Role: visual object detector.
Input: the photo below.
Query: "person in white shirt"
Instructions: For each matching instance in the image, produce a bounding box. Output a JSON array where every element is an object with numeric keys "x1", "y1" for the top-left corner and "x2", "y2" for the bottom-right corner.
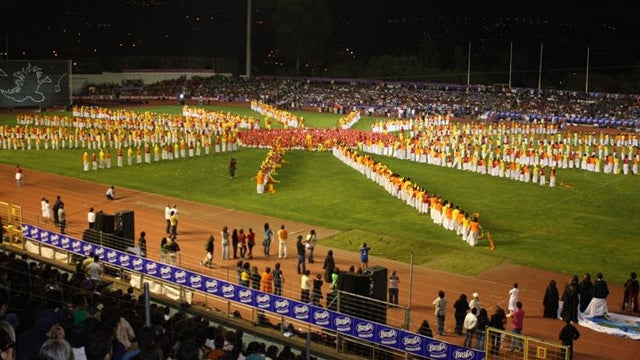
[
  {"x1": 86, "y1": 255, "x2": 102, "y2": 280},
  {"x1": 164, "y1": 204, "x2": 171, "y2": 234},
  {"x1": 105, "y1": 186, "x2": 115, "y2": 200},
  {"x1": 463, "y1": 308, "x2": 478, "y2": 348},
  {"x1": 87, "y1": 207, "x2": 96, "y2": 229}
]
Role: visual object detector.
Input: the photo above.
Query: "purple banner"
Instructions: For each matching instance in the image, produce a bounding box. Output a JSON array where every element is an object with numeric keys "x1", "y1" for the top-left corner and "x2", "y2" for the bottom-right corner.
[{"x1": 20, "y1": 224, "x2": 485, "y2": 360}]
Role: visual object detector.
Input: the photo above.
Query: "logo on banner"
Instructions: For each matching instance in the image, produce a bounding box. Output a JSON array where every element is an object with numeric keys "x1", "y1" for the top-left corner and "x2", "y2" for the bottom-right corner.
[
  {"x1": 132, "y1": 258, "x2": 144, "y2": 271},
  {"x1": 313, "y1": 310, "x2": 330, "y2": 326},
  {"x1": 355, "y1": 321, "x2": 374, "y2": 338},
  {"x1": 94, "y1": 247, "x2": 105, "y2": 257},
  {"x1": 50, "y1": 233, "x2": 60, "y2": 246},
  {"x1": 119, "y1": 254, "x2": 131, "y2": 267},
  {"x1": 71, "y1": 240, "x2": 82, "y2": 253},
  {"x1": 160, "y1": 266, "x2": 172, "y2": 279},
  {"x1": 334, "y1": 316, "x2": 352, "y2": 332},
  {"x1": 175, "y1": 270, "x2": 187, "y2": 284},
  {"x1": 452, "y1": 349, "x2": 476, "y2": 360},
  {"x1": 83, "y1": 243, "x2": 93, "y2": 255},
  {"x1": 39, "y1": 230, "x2": 49, "y2": 241},
  {"x1": 378, "y1": 329, "x2": 399, "y2": 345},
  {"x1": 205, "y1": 279, "x2": 218, "y2": 294},
  {"x1": 106, "y1": 250, "x2": 118, "y2": 263},
  {"x1": 402, "y1": 334, "x2": 422, "y2": 352},
  {"x1": 426, "y1": 342, "x2": 448, "y2": 359},
  {"x1": 256, "y1": 294, "x2": 271, "y2": 309},
  {"x1": 146, "y1": 262, "x2": 158, "y2": 275},
  {"x1": 60, "y1": 237, "x2": 70, "y2": 249},
  {"x1": 189, "y1": 274, "x2": 202, "y2": 288},
  {"x1": 221, "y1": 284, "x2": 235, "y2": 298},
  {"x1": 30, "y1": 227, "x2": 39, "y2": 238},
  {"x1": 274, "y1": 299, "x2": 290, "y2": 314},
  {"x1": 293, "y1": 304, "x2": 310, "y2": 320},
  {"x1": 238, "y1": 289, "x2": 252, "y2": 304}
]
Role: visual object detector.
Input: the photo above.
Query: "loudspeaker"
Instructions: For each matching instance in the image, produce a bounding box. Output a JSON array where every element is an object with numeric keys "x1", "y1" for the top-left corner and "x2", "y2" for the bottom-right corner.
[
  {"x1": 115, "y1": 210, "x2": 135, "y2": 241},
  {"x1": 364, "y1": 266, "x2": 388, "y2": 301},
  {"x1": 95, "y1": 212, "x2": 115, "y2": 234},
  {"x1": 82, "y1": 228, "x2": 131, "y2": 252},
  {"x1": 337, "y1": 273, "x2": 369, "y2": 296}
]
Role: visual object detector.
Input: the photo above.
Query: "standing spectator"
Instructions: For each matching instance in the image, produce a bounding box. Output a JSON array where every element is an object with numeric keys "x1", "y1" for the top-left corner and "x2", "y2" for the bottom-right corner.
[
  {"x1": 229, "y1": 157, "x2": 237, "y2": 178},
  {"x1": 87, "y1": 207, "x2": 96, "y2": 229},
  {"x1": 359, "y1": 242, "x2": 371, "y2": 270},
  {"x1": 221, "y1": 226, "x2": 230, "y2": 260},
  {"x1": 164, "y1": 204, "x2": 172, "y2": 234},
  {"x1": 273, "y1": 263, "x2": 284, "y2": 296},
  {"x1": 300, "y1": 270, "x2": 311, "y2": 303},
  {"x1": 169, "y1": 210, "x2": 178, "y2": 237},
  {"x1": 263, "y1": 223, "x2": 273, "y2": 256},
  {"x1": 305, "y1": 230, "x2": 317, "y2": 263},
  {"x1": 277, "y1": 225, "x2": 288, "y2": 259},
  {"x1": 53, "y1": 196, "x2": 62, "y2": 226},
  {"x1": 579, "y1": 273, "x2": 593, "y2": 313},
  {"x1": 250, "y1": 266, "x2": 261, "y2": 290},
  {"x1": 489, "y1": 305, "x2": 507, "y2": 355},
  {"x1": 58, "y1": 203, "x2": 67, "y2": 234},
  {"x1": 41, "y1": 198, "x2": 51, "y2": 224},
  {"x1": 170, "y1": 204, "x2": 179, "y2": 234},
  {"x1": 260, "y1": 267, "x2": 273, "y2": 293},
  {"x1": 312, "y1": 274, "x2": 323, "y2": 306},
  {"x1": 14, "y1": 165, "x2": 22, "y2": 187},
  {"x1": 587, "y1": 272, "x2": 610, "y2": 316},
  {"x1": 453, "y1": 294, "x2": 469, "y2": 335},
  {"x1": 160, "y1": 237, "x2": 168, "y2": 263},
  {"x1": 231, "y1": 228, "x2": 239, "y2": 259},
  {"x1": 322, "y1": 250, "x2": 335, "y2": 283},
  {"x1": 508, "y1": 301, "x2": 525, "y2": 352},
  {"x1": 475, "y1": 308, "x2": 490, "y2": 351},
  {"x1": 562, "y1": 276, "x2": 580, "y2": 323},
  {"x1": 432, "y1": 290, "x2": 447, "y2": 336},
  {"x1": 296, "y1": 235, "x2": 306, "y2": 274},
  {"x1": 247, "y1": 228, "x2": 256, "y2": 259},
  {"x1": 388, "y1": 270, "x2": 399, "y2": 306},
  {"x1": 238, "y1": 229, "x2": 247, "y2": 259},
  {"x1": 469, "y1": 292, "x2": 481, "y2": 313},
  {"x1": 240, "y1": 262, "x2": 251, "y2": 287},
  {"x1": 559, "y1": 320, "x2": 580, "y2": 360},
  {"x1": 623, "y1": 272, "x2": 639, "y2": 313},
  {"x1": 86, "y1": 254, "x2": 102, "y2": 281},
  {"x1": 508, "y1": 283, "x2": 519, "y2": 312},
  {"x1": 543, "y1": 280, "x2": 560, "y2": 318},
  {"x1": 200, "y1": 235, "x2": 214, "y2": 268},
  {"x1": 138, "y1": 231, "x2": 147, "y2": 258},
  {"x1": 463, "y1": 308, "x2": 478, "y2": 348},
  {"x1": 105, "y1": 186, "x2": 115, "y2": 200}
]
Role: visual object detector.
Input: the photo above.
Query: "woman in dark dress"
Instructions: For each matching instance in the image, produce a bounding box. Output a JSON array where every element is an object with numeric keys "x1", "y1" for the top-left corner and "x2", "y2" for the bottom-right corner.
[
  {"x1": 543, "y1": 279, "x2": 560, "y2": 318},
  {"x1": 579, "y1": 273, "x2": 593, "y2": 313},
  {"x1": 562, "y1": 275, "x2": 580, "y2": 323},
  {"x1": 322, "y1": 250, "x2": 335, "y2": 283},
  {"x1": 453, "y1": 293, "x2": 469, "y2": 335}
]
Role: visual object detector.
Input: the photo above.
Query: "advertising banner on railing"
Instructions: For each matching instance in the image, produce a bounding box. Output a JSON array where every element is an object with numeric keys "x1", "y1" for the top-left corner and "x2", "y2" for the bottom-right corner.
[{"x1": 23, "y1": 224, "x2": 484, "y2": 360}]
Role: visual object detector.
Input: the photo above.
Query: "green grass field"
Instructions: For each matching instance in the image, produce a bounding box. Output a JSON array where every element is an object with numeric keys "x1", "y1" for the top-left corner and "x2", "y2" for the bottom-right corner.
[{"x1": 1, "y1": 105, "x2": 638, "y2": 283}]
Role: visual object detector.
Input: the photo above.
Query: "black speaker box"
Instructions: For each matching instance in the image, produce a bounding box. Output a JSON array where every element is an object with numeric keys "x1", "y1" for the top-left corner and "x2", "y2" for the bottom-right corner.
[
  {"x1": 95, "y1": 212, "x2": 115, "y2": 233},
  {"x1": 115, "y1": 210, "x2": 135, "y2": 241}
]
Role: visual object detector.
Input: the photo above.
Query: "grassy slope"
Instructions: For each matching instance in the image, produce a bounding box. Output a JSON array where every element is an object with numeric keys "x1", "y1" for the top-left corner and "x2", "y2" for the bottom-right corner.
[{"x1": 0, "y1": 107, "x2": 637, "y2": 282}]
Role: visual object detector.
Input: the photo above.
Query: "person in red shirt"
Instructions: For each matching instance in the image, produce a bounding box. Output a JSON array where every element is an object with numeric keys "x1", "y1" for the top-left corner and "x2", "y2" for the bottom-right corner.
[{"x1": 508, "y1": 301, "x2": 525, "y2": 352}]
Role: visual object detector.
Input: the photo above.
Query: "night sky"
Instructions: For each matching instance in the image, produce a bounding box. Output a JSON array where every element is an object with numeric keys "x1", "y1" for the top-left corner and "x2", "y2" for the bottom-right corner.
[{"x1": 1, "y1": 0, "x2": 638, "y2": 77}]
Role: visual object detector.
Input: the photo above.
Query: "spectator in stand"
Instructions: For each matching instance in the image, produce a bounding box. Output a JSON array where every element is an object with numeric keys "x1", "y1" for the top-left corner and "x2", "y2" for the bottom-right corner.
[{"x1": 0, "y1": 326, "x2": 14, "y2": 360}]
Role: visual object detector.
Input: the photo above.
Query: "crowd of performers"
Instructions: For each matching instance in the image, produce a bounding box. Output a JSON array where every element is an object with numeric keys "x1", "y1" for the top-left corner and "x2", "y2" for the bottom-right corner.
[
  {"x1": 333, "y1": 145, "x2": 483, "y2": 246},
  {"x1": 254, "y1": 138, "x2": 287, "y2": 194},
  {"x1": 251, "y1": 101, "x2": 304, "y2": 128},
  {"x1": 363, "y1": 115, "x2": 640, "y2": 187},
  {"x1": 338, "y1": 110, "x2": 361, "y2": 129}
]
